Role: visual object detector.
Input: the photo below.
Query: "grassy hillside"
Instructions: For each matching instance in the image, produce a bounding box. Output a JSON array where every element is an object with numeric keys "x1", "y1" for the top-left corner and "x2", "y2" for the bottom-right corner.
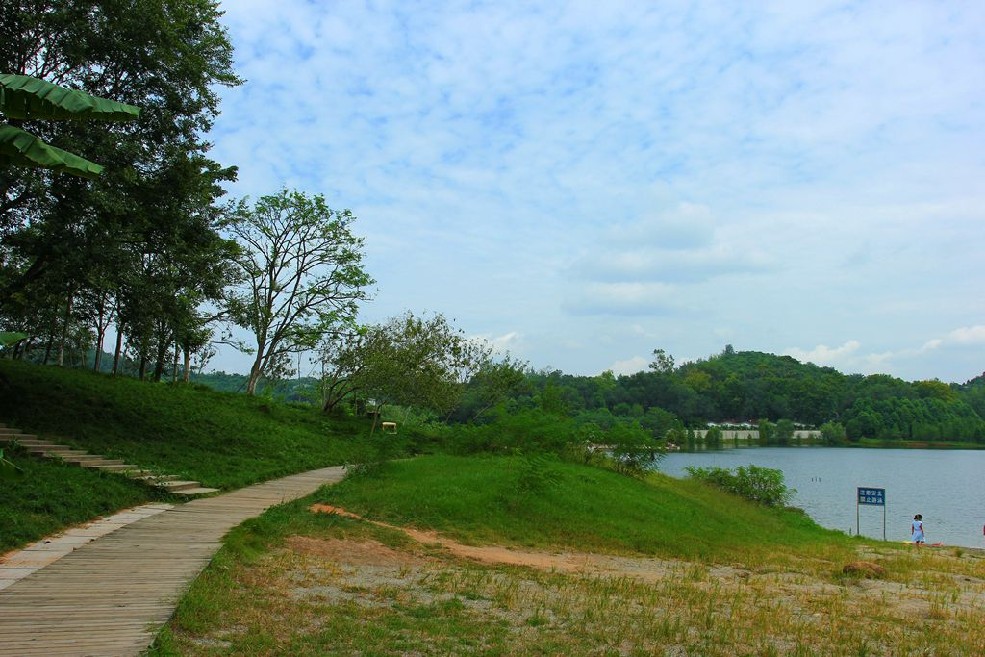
[
  {"x1": 0, "y1": 443, "x2": 159, "y2": 551},
  {"x1": 0, "y1": 359, "x2": 367, "y2": 488},
  {"x1": 316, "y1": 455, "x2": 843, "y2": 562},
  {"x1": 0, "y1": 360, "x2": 374, "y2": 552}
]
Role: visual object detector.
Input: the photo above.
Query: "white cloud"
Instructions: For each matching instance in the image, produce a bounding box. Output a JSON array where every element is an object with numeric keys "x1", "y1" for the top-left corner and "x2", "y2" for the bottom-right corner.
[
  {"x1": 207, "y1": 1, "x2": 985, "y2": 382},
  {"x1": 469, "y1": 331, "x2": 523, "y2": 356},
  {"x1": 608, "y1": 356, "x2": 649, "y2": 377},
  {"x1": 783, "y1": 341, "x2": 863, "y2": 369},
  {"x1": 562, "y1": 282, "x2": 680, "y2": 317},
  {"x1": 945, "y1": 325, "x2": 985, "y2": 345}
]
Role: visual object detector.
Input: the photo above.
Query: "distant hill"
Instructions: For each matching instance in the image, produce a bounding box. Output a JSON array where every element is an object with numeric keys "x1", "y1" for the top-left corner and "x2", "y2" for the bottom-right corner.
[{"x1": 513, "y1": 349, "x2": 985, "y2": 443}]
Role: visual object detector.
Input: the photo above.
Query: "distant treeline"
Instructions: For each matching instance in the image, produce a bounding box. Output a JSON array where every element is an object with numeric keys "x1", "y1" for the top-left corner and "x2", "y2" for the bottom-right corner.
[
  {"x1": 29, "y1": 346, "x2": 985, "y2": 444},
  {"x1": 448, "y1": 349, "x2": 985, "y2": 443}
]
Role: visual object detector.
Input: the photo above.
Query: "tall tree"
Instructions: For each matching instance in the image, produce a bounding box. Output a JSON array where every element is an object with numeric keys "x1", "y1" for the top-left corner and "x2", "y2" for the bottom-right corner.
[
  {"x1": 0, "y1": 0, "x2": 240, "y2": 323},
  {"x1": 225, "y1": 189, "x2": 373, "y2": 395}
]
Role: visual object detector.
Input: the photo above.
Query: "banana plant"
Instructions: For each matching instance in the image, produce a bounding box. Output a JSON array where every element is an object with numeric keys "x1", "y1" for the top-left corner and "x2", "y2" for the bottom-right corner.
[{"x1": 0, "y1": 73, "x2": 140, "y2": 179}]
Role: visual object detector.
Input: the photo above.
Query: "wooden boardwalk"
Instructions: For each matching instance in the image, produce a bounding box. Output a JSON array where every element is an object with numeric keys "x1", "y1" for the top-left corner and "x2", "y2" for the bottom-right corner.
[{"x1": 0, "y1": 466, "x2": 347, "y2": 657}]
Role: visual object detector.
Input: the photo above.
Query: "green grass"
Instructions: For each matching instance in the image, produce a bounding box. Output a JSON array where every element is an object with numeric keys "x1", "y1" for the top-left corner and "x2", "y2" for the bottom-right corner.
[
  {"x1": 314, "y1": 454, "x2": 849, "y2": 562},
  {"x1": 0, "y1": 443, "x2": 161, "y2": 552},
  {"x1": 0, "y1": 359, "x2": 366, "y2": 489},
  {"x1": 0, "y1": 359, "x2": 376, "y2": 553}
]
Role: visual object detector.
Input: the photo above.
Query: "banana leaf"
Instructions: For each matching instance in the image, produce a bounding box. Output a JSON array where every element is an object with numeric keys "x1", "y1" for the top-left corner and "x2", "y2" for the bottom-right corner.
[
  {"x1": 0, "y1": 124, "x2": 103, "y2": 179},
  {"x1": 0, "y1": 73, "x2": 140, "y2": 121}
]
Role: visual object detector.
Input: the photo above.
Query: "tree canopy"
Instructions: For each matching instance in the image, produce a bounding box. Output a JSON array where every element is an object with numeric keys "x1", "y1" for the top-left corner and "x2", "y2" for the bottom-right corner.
[
  {"x1": 224, "y1": 189, "x2": 373, "y2": 395},
  {"x1": 0, "y1": 0, "x2": 241, "y2": 379}
]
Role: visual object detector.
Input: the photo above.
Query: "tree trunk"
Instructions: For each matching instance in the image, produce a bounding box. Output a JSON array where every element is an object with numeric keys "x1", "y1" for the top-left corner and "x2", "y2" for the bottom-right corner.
[
  {"x1": 246, "y1": 367, "x2": 260, "y2": 395},
  {"x1": 246, "y1": 348, "x2": 265, "y2": 395},
  {"x1": 112, "y1": 329, "x2": 123, "y2": 375},
  {"x1": 183, "y1": 346, "x2": 192, "y2": 383},
  {"x1": 42, "y1": 332, "x2": 54, "y2": 365},
  {"x1": 152, "y1": 323, "x2": 169, "y2": 381},
  {"x1": 93, "y1": 294, "x2": 109, "y2": 373},
  {"x1": 171, "y1": 342, "x2": 180, "y2": 382},
  {"x1": 58, "y1": 290, "x2": 74, "y2": 367}
]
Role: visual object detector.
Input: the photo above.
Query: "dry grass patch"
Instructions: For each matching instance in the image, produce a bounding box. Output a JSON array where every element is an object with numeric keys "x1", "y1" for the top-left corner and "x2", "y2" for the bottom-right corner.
[{"x1": 156, "y1": 511, "x2": 985, "y2": 657}]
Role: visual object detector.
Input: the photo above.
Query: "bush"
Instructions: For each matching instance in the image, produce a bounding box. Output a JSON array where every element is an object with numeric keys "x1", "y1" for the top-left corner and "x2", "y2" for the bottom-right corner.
[
  {"x1": 608, "y1": 420, "x2": 664, "y2": 477},
  {"x1": 685, "y1": 464, "x2": 795, "y2": 507}
]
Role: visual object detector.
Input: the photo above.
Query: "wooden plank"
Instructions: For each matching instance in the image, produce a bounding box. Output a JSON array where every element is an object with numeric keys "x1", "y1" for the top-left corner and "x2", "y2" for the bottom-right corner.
[{"x1": 0, "y1": 465, "x2": 346, "y2": 657}]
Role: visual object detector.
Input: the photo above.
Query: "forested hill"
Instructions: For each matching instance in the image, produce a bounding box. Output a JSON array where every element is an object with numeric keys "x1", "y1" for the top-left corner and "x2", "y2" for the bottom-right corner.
[
  {"x1": 185, "y1": 348, "x2": 985, "y2": 443},
  {"x1": 488, "y1": 350, "x2": 985, "y2": 443}
]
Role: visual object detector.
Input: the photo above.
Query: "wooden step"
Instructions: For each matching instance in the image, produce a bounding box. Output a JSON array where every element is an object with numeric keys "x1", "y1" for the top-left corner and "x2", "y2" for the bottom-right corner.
[
  {"x1": 172, "y1": 486, "x2": 221, "y2": 496},
  {"x1": 75, "y1": 458, "x2": 127, "y2": 467},
  {"x1": 84, "y1": 462, "x2": 139, "y2": 472},
  {"x1": 30, "y1": 448, "x2": 95, "y2": 459},
  {"x1": 0, "y1": 433, "x2": 39, "y2": 443},
  {"x1": 157, "y1": 480, "x2": 207, "y2": 493},
  {"x1": 21, "y1": 442, "x2": 72, "y2": 451},
  {"x1": 131, "y1": 473, "x2": 181, "y2": 483},
  {"x1": 0, "y1": 422, "x2": 213, "y2": 495}
]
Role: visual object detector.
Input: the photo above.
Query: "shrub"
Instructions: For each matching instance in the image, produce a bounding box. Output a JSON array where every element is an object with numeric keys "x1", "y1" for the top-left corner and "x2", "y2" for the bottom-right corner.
[
  {"x1": 685, "y1": 464, "x2": 795, "y2": 507},
  {"x1": 608, "y1": 420, "x2": 664, "y2": 478}
]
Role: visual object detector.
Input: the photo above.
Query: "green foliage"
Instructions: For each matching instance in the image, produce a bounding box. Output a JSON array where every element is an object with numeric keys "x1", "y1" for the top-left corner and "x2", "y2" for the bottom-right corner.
[
  {"x1": 514, "y1": 452, "x2": 563, "y2": 495},
  {"x1": 447, "y1": 408, "x2": 578, "y2": 455},
  {"x1": 608, "y1": 420, "x2": 665, "y2": 477},
  {"x1": 0, "y1": 73, "x2": 139, "y2": 178},
  {"x1": 685, "y1": 465, "x2": 796, "y2": 507},
  {"x1": 774, "y1": 418, "x2": 795, "y2": 445},
  {"x1": 224, "y1": 188, "x2": 373, "y2": 395},
  {"x1": 819, "y1": 420, "x2": 847, "y2": 445},
  {"x1": 0, "y1": 1, "x2": 243, "y2": 391},
  {"x1": 0, "y1": 446, "x2": 21, "y2": 479},
  {"x1": 757, "y1": 418, "x2": 774, "y2": 445},
  {"x1": 510, "y1": 350, "x2": 984, "y2": 443},
  {"x1": 336, "y1": 311, "x2": 489, "y2": 421}
]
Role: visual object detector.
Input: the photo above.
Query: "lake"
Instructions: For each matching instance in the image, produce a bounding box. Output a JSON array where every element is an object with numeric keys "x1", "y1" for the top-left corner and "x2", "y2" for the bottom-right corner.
[{"x1": 657, "y1": 445, "x2": 985, "y2": 549}]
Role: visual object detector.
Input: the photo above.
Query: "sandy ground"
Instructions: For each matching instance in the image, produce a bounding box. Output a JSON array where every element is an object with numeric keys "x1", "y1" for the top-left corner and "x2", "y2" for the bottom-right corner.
[{"x1": 307, "y1": 503, "x2": 985, "y2": 620}]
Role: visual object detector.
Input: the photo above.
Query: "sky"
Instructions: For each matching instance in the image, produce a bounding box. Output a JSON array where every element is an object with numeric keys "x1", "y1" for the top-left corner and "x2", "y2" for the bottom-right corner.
[{"x1": 206, "y1": 0, "x2": 985, "y2": 384}]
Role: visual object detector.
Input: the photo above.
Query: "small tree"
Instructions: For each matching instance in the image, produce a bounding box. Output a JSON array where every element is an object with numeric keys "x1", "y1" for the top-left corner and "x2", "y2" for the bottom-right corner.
[
  {"x1": 757, "y1": 418, "x2": 775, "y2": 445},
  {"x1": 350, "y1": 311, "x2": 485, "y2": 430},
  {"x1": 224, "y1": 189, "x2": 373, "y2": 395},
  {"x1": 316, "y1": 323, "x2": 367, "y2": 414},
  {"x1": 774, "y1": 418, "x2": 795, "y2": 445},
  {"x1": 819, "y1": 420, "x2": 847, "y2": 445},
  {"x1": 459, "y1": 354, "x2": 529, "y2": 421},
  {"x1": 609, "y1": 420, "x2": 664, "y2": 477},
  {"x1": 649, "y1": 348, "x2": 675, "y2": 374}
]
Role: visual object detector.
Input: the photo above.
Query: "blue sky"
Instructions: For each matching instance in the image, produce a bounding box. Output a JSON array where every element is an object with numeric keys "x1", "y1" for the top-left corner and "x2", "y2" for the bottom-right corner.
[{"x1": 208, "y1": 1, "x2": 984, "y2": 383}]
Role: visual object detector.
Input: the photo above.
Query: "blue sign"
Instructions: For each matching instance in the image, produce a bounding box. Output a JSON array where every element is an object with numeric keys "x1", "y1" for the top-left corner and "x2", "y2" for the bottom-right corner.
[{"x1": 857, "y1": 487, "x2": 885, "y2": 506}]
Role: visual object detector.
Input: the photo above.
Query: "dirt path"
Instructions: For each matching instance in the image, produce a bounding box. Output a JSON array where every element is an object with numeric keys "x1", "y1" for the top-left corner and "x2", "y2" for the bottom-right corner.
[{"x1": 308, "y1": 503, "x2": 985, "y2": 619}]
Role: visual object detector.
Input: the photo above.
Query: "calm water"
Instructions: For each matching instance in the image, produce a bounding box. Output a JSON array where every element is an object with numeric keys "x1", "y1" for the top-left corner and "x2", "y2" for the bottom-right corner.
[{"x1": 657, "y1": 446, "x2": 985, "y2": 549}]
